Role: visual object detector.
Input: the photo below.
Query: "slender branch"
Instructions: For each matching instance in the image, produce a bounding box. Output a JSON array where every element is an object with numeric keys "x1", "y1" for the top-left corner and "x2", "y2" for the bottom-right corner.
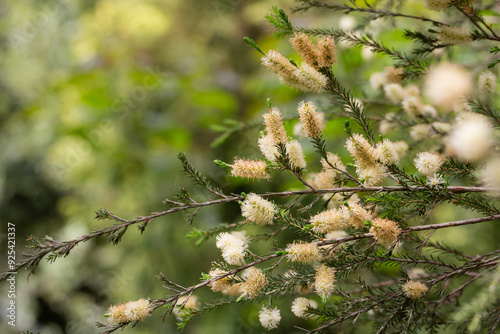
[
  {"x1": 98, "y1": 252, "x2": 281, "y2": 333},
  {"x1": 1, "y1": 186, "x2": 496, "y2": 281},
  {"x1": 293, "y1": 1, "x2": 448, "y2": 27},
  {"x1": 318, "y1": 214, "x2": 500, "y2": 246}
]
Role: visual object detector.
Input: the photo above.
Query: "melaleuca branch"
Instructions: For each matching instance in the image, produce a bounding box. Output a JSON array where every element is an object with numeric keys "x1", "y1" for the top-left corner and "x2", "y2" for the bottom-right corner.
[
  {"x1": 455, "y1": 2, "x2": 500, "y2": 42},
  {"x1": 1, "y1": 186, "x2": 495, "y2": 282},
  {"x1": 97, "y1": 252, "x2": 283, "y2": 333},
  {"x1": 318, "y1": 214, "x2": 500, "y2": 246},
  {"x1": 264, "y1": 6, "x2": 429, "y2": 77}
]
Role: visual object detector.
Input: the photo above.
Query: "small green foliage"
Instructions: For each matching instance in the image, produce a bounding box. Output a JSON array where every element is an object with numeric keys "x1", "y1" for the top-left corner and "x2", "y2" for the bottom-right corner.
[
  {"x1": 265, "y1": 6, "x2": 294, "y2": 37},
  {"x1": 177, "y1": 152, "x2": 225, "y2": 196},
  {"x1": 243, "y1": 36, "x2": 265, "y2": 55},
  {"x1": 94, "y1": 208, "x2": 111, "y2": 220}
]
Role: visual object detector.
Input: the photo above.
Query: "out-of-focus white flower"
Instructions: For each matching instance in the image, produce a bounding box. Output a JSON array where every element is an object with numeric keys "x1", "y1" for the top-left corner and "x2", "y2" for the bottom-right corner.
[
  {"x1": 446, "y1": 115, "x2": 493, "y2": 162},
  {"x1": 424, "y1": 63, "x2": 473, "y2": 110}
]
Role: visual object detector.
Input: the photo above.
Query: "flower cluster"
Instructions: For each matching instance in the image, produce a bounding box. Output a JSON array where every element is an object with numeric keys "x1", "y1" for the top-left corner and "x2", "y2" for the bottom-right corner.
[
  {"x1": 414, "y1": 152, "x2": 443, "y2": 178},
  {"x1": 286, "y1": 242, "x2": 320, "y2": 263},
  {"x1": 263, "y1": 107, "x2": 288, "y2": 145},
  {"x1": 231, "y1": 158, "x2": 269, "y2": 180},
  {"x1": 291, "y1": 297, "x2": 318, "y2": 319},
  {"x1": 290, "y1": 33, "x2": 336, "y2": 69},
  {"x1": 259, "y1": 306, "x2": 281, "y2": 330},
  {"x1": 262, "y1": 33, "x2": 335, "y2": 93},
  {"x1": 439, "y1": 26, "x2": 472, "y2": 45},
  {"x1": 240, "y1": 193, "x2": 277, "y2": 225},
  {"x1": 314, "y1": 264, "x2": 336, "y2": 299},
  {"x1": 207, "y1": 268, "x2": 232, "y2": 293},
  {"x1": 369, "y1": 218, "x2": 402, "y2": 248},
  {"x1": 402, "y1": 280, "x2": 428, "y2": 299},
  {"x1": 106, "y1": 299, "x2": 152, "y2": 324},
  {"x1": 216, "y1": 231, "x2": 249, "y2": 265},
  {"x1": 240, "y1": 267, "x2": 268, "y2": 299},
  {"x1": 297, "y1": 100, "x2": 325, "y2": 138}
]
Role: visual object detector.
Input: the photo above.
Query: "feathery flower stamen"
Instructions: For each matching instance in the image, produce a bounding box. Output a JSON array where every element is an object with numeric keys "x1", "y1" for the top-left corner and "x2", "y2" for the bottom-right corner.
[{"x1": 241, "y1": 193, "x2": 277, "y2": 226}]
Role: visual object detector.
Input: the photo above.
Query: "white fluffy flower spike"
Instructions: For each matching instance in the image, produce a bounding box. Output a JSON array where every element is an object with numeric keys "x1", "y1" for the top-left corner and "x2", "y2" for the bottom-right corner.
[
  {"x1": 240, "y1": 193, "x2": 277, "y2": 226},
  {"x1": 259, "y1": 306, "x2": 281, "y2": 330},
  {"x1": 414, "y1": 152, "x2": 443, "y2": 177}
]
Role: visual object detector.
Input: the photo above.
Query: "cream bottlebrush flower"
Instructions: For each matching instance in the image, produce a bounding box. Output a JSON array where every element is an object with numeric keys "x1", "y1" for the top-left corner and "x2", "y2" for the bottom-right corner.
[
  {"x1": 294, "y1": 63, "x2": 328, "y2": 93},
  {"x1": 107, "y1": 299, "x2": 152, "y2": 324},
  {"x1": 424, "y1": 63, "x2": 473, "y2": 110},
  {"x1": 357, "y1": 164, "x2": 387, "y2": 186},
  {"x1": 263, "y1": 107, "x2": 288, "y2": 145},
  {"x1": 290, "y1": 33, "x2": 321, "y2": 68},
  {"x1": 402, "y1": 280, "x2": 428, "y2": 299},
  {"x1": 432, "y1": 122, "x2": 452, "y2": 134},
  {"x1": 376, "y1": 139, "x2": 400, "y2": 165},
  {"x1": 340, "y1": 200, "x2": 373, "y2": 230},
  {"x1": 286, "y1": 140, "x2": 307, "y2": 170},
  {"x1": 241, "y1": 193, "x2": 277, "y2": 226},
  {"x1": 240, "y1": 268, "x2": 268, "y2": 299},
  {"x1": 346, "y1": 133, "x2": 377, "y2": 169},
  {"x1": 339, "y1": 15, "x2": 356, "y2": 30},
  {"x1": 369, "y1": 217, "x2": 402, "y2": 248},
  {"x1": 291, "y1": 297, "x2": 318, "y2": 319},
  {"x1": 402, "y1": 96, "x2": 424, "y2": 118},
  {"x1": 370, "y1": 72, "x2": 386, "y2": 91},
  {"x1": 316, "y1": 36, "x2": 336, "y2": 68},
  {"x1": 293, "y1": 122, "x2": 305, "y2": 138},
  {"x1": 325, "y1": 230, "x2": 348, "y2": 240},
  {"x1": 231, "y1": 158, "x2": 269, "y2": 180},
  {"x1": 410, "y1": 124, "x2": 433, "y2": 141},
  {"x1": 424, "y1": 0, "x2": 450, "y2": 11},
  {"x1": 478, "y1": 71, "x2": 497, "y2": 101},
  {"x1": 393, "y1": 141, "x2": 409, "y2": 158},
  {"x1": 404, "y1": 84, "x2": 421, "y2": 98},
  {"x1": 427, "y1": 175, "x2": 445, "y2": 186},
  {"x1": 175, "y1": 295, "x2": 199, "y2": 310},
  {"x1": 314, "y1": 264, "x2": 336, "y2": 299},
  {"x1": 446, "y1": 116, "x2": 493, "y2": 162},
  {"x1": 297, "y1": 101, "x2": 325, "y2": 138},
  {"x1": 379, "y1": 120, "x2": 396, "y2": 135},
  {"x1": 439, "y1": 26, "x2": 472, "y2": 45},
  {"x1": 216, "y1": 232, "x2": 248, "y2": 265},
  {"x1": 384, "y1": 66, "x2": 404, "y2": 84},
  {"x1": 384, "y1": 83, "x2": 405, "y2": 104},
  {"x1": 422, "y1": 105, "x2": 438, "y2": 118},
  {"x1": 309, "y1": 170, "x2": 336, "y2": 190},
  {"x1": 261, "y1": 50, "x2": 297, "y2": 84},
  {"x1": 259, "y1": 306, "x2": 281, "y2": 330},
  {"x1": 222, "y1": 283, "x2": 242, "y2": 296},
  {"x1": 173, "y1": 296, "x2": 199, "y2": 320},
  {"x1": 286, "y1": 242, "x2": 320, "y2": 263},
  {"x1": 310, "y1": 208, "x2": 345, "y2": 234},
  {"x1": 414, "y1": 152, "x2": 443, "y2": 177},
  {"x1": 321, "y1": 152, "x2": 345, "y2": 172},
  {"x1": 481, "y1": 157, "x2": 500, "y2": 190},
  {"x1": 208, "y1": 268, "x2": 231, "y2": 292},
  {"x1": 258, "y1": 134, "x2": 280, "y2": 163}
]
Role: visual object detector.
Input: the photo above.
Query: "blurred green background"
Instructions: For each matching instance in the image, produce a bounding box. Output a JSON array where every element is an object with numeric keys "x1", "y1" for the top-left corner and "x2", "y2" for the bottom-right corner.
[
  {"x1": 0, "y1": 0, "x2": 305, "y2": 333},
  {"x1": 1, "y1": 0, "x2": 498, "y2": 333}
]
